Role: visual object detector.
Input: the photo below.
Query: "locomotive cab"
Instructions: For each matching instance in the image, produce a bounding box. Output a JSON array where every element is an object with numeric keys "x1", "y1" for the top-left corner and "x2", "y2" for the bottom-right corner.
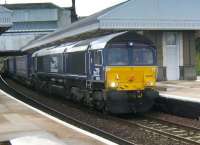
[
  {"x1": 89, "y1": 32, "x2": 158, "y2": 113},
  {"x1": 105, "y1": 43, "x2": 157, "y2": 91}
]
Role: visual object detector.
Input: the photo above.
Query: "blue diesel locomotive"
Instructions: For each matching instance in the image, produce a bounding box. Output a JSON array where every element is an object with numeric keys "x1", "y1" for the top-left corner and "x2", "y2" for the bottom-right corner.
[{"x1": 6, "y1": 32, "x2": 158, "y2": 114}]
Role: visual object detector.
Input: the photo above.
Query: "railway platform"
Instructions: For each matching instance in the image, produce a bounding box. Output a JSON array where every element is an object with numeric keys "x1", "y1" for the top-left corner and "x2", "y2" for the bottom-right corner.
[
  {"x1": 0, "y1": 89, "x2": 112, "y2": 145},
  {"x1": 156, "y1": 79, "x2": 200, "y2": 118},
  {"x1": 157, "y1": 79, "x2": 200, "y2": 101}
]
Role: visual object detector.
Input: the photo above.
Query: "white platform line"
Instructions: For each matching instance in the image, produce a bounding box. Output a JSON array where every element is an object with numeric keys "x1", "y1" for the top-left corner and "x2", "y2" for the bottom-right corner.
[
  {"x1": 160, "y1": 93, "x2": 200, "y2": 104},
  {"x1": 0, "y1": 89, "x2": 118, "y2": 145}
]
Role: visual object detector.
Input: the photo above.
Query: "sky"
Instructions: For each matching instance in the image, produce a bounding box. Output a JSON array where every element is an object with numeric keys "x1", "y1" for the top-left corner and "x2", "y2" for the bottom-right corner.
[{"x1": 0, "y1": 0, "x2": 126, "y2": 16}]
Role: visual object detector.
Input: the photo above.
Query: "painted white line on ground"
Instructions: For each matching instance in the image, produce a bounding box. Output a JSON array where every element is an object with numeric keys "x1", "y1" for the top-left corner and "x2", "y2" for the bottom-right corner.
[
  {"x1": 158, "y1": 84, "x2": 188, "y2": 88},
  {"x1": 160, "y1": 93, "x2": 200, "y2": 104},
  {"x1": 0, "y1": 89, "x2": 118, "y2": 145}
]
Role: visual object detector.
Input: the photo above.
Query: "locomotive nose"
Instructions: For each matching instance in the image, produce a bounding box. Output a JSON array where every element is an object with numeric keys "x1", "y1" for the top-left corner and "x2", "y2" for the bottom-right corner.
[{"x1": 105, "y1": 66, "x2": 157, "y2": 91}]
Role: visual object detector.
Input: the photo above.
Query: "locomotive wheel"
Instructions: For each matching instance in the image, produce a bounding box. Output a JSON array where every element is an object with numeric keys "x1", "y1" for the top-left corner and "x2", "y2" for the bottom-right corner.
[
  {"x1": 83, "y1": 92, "x2": 93, "y2": 108},
  {"x1": 93, "y1": 91, "x2": 105, "y2": 111},
  {"x1": 70, "y1": 91, "x2": 77, "y2": 102},
  {"x1": 47, "y1": 83, "x2": 52, "y2": 96},
  {"x1": 103, "y1": 104, "x2": 109, "y2": 114},
  {"x1": 64, "y1": 86, "x2": 71, "y2": 100},
  {"x1": 31, "y1": 77, "x2": 37, "y2": 91},
  {"x1": 70, "y1": 87, "x2": 80, "y2": 102},
  {"x1": 96, "y1": 100, "x2": 105, "y2": 111}
]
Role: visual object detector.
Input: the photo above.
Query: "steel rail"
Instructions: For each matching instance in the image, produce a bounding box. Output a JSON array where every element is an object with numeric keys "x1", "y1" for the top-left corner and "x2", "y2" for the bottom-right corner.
[
  {"x1": 145, "y1": 114, "x2": 200, "y2": 133},
  {"x1": 120, "y1": 117, "x2": 200, "y2": 145},
  {"x1": 0, "y1": 75, "x2": 135, "y2": 145}
]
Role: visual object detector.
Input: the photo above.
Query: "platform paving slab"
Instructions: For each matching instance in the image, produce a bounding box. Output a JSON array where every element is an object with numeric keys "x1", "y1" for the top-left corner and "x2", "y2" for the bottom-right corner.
[
  {"x1": 0, "y1": 90, "x2": 106, "y2": 145},
  {"x1": 157, "y1": 80, "x2": 200, "y2": 101}
]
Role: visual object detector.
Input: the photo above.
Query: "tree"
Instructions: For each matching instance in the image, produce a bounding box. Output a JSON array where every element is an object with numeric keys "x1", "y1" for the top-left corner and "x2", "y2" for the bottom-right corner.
[
  {"x1": 196, "y1": 38, "x2": 200, "y2": 75},
  {"x1": 71, "y1": 0, "x2": 78, "y2": 23}
]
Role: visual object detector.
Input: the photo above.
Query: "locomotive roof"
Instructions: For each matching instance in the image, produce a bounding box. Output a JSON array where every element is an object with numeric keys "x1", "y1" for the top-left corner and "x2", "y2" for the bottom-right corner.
[
  {"x1": 32, "y1": 42, "x2": 76, "y2": 57},
  {"x1": 32, "y1": 32, "x2": 127, "y2": 57}
]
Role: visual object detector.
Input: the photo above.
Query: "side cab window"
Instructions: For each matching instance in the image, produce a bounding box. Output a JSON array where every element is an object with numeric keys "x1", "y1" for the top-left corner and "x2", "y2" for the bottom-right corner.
[{"x1": 93, "y1": 50, "x2": 103, "y2": 66}]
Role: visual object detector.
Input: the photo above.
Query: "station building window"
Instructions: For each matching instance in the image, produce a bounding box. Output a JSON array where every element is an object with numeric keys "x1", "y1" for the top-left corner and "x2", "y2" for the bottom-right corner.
[{"x1": 166, "y1": 32, "x2": 177, "y2": 45}]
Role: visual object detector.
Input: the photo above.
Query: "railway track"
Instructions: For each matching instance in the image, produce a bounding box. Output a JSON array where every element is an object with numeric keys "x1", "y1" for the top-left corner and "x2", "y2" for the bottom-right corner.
[
  {"x1": 121, "y1": 116, "x2": 200, "y2": 145},
  {"x1": 0, "y1": 75, "x2": 134, "y2": 145},
  {"x1": 2, "y1": 76, "x2": 200, "y2": 145}
]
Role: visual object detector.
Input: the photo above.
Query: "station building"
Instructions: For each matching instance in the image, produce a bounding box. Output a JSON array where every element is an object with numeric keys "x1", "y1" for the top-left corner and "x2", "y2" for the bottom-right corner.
[
  {"x1": 0, "y1": 6, "x2": 12, "y2": 34},
  {"x1": 21, "y1": 0, "x2": 200, "y2": 81},
  {"x1": 0, "y1": 3, "x2": 72, "y2": 56},
  {"x1": 0, "y1": 5, "x2": 12, "y2": 70}
]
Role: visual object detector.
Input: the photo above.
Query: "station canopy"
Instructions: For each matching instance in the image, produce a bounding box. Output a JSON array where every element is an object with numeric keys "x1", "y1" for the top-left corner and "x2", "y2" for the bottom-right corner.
[{"x1": 22, "y1": 0, "x2": 200, "y2": 52}]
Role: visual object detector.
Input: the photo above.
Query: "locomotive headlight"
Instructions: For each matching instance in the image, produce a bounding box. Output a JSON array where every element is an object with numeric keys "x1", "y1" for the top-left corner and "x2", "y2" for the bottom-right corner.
[
  {"x1": 110, "y1": 82, "x2": 118, "y2": 88},
  {"x1": 146, "y1": 81, "x2": 154, "y2": 86}
]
